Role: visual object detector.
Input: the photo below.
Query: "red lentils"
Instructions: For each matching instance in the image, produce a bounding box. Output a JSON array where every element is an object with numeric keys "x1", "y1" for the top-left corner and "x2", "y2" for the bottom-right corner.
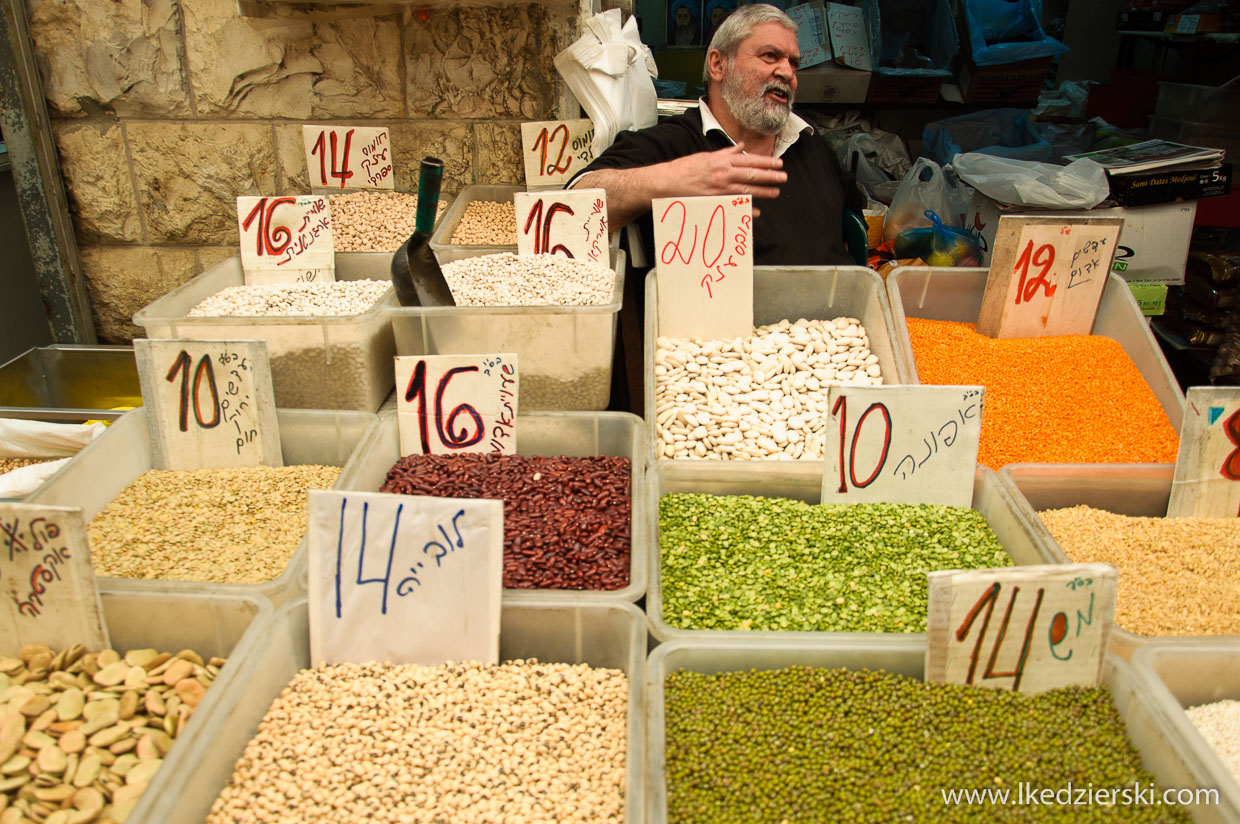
[{"x1": 907, "y1": 318, "x2": 1179, "y2": 468}]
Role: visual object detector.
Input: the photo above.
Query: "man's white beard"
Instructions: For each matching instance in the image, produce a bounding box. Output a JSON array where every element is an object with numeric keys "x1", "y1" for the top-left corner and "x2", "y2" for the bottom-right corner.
[{"x1": 720, "y1": 70, "x2": 793, "y2": 135}]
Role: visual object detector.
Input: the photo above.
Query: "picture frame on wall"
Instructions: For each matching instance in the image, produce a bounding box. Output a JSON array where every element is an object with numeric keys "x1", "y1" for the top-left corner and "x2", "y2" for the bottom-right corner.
[
  {"x1": 667, "y1": 0, "x2": 704, "y2": 47},
  {"x1": 704, "y1": 0, "x2": 739, "y2": 45}
]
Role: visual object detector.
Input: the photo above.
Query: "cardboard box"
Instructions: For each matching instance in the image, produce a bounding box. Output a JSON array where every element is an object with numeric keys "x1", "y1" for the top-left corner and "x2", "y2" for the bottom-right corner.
[
  {"x1": 1109, "y1": 164, "x2": 1233, "y2": 207},
  {"x1": 958, "y1": 56, "x2": 1052, "y2": 105},
  {"x1": 787, "y1": 1, "x2": 831, "y2": 69},
  {"x1": 968, "y1": 193, "x2": 1198, "y2": 285},
  {"x1": 796, "y1": 61, "x2": 871, "y2": 103},
  {"x1": 1128, "y1": 282, "x2": 1168, "y2": 316}
]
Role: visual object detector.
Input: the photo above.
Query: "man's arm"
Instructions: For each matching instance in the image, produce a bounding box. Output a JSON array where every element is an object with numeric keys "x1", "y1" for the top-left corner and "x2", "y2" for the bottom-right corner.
[{"x1": 576, "y1": 144, "x2": 788, "y2": 229}]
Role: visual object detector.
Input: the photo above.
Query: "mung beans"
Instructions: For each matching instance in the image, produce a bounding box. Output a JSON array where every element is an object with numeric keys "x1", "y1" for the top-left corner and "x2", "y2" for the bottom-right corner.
[
  {"x1": 659, "y1": 494, "x2": 1009, "y2": 632},
  {"x1": 449, "y1": 200, "x2": 517, "y2": 245},
  {"x1": 87, "y1": 465, "x2": 341, "y2": 584},
  {"x1": 1038, "y1": 505, "x2": 1240, "y2": 636},
  {"x1": 380, "y1": 454, "x2": 631, "y2": 590},
  {"x1": 0, "y1": 643, "x2": 223, "y2": 824},
  {"x1": 664, "y1": 665, "x2": 1188, "y2": 823},
  {"x1": 206, "y1": 660, "x2": 626, "y2": 823},
  {"x1": 1185, "y1": 700, "x2": 1240, "y2": 784},
  {"x1": 907, "y1": 318, "x2": 1179, "y2": 467}
]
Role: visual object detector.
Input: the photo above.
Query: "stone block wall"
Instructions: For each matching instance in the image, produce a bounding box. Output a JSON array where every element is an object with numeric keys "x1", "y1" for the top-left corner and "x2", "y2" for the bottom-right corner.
[{"x1": 27, "y1": 0, "x2": 579, "y2": 341}]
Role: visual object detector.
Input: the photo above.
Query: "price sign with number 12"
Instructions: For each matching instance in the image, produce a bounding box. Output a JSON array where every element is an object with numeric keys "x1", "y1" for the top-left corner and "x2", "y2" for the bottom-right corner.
[
  {"x1": 134, "y1": 339, "x2": 282, "y2": 471},
  {"x1": 653, "y1": 194, "x2": 754, "y2": 339},
  {"x1": 395, "y1": 354, "x2": 518, "y2": 457}
]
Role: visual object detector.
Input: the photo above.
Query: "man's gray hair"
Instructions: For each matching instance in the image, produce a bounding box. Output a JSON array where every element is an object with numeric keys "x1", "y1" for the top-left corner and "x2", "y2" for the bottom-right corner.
[{"x1": 701, "y1": 4, "x2": 797, "y2": 86}]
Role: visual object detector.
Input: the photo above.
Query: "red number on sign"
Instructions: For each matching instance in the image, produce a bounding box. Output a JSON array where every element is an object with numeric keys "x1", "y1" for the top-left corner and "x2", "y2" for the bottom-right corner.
[
  {"x1": 954, "y1": 582, "x2": 1045, "y2": 692},
  {"x1": 241, "y1": 197, "x2": 296, "y2": 257},
  {"x1": 659, "y1": 200, "x2": 695, "y2": 266},
  {"x1": 404, "y1": 361, "x2": 486, "y2": 454},
  {"x1": 522, "y1": 199, "x2": 575, "y2": 257},
  {"x1": 1013, "y1": 240, "x2": 1057, "y2": 304},
  {"x1": 830, "y1": 395, "x2": 892, "y2": 493},
  {"x1": 165, "y1": 351, "x2": 221, "y2": 433},
  {"x1": 532, "y1": 125, "x2": 572, "y2": 177},
  {"x1": 310, "y1": 129, "x2": 355, "y2": 188}
]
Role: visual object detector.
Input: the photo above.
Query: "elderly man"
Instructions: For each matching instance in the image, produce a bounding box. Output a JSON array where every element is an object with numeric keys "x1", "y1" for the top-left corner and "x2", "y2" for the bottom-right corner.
[{"x1": 572, "y1": 3, "x2": 862, "y2": 266}]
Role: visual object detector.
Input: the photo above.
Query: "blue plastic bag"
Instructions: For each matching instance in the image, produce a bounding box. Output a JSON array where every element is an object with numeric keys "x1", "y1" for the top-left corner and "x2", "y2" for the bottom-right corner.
[
  {"x1": 893, "y1": 210, "x2": 983, "y2": 267},
  {"x1": 922, "y1": 109, "x2": 1053, "y2": 165},
  {"x1": 864, "y1": 0, "x2": 958, "y2": 79},
  {"x1": 964, "y1": 0, "x2": 1069, "y2": 66}
]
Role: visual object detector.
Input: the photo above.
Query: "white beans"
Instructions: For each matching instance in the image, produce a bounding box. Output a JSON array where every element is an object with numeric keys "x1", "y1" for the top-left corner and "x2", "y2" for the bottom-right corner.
[
  {"x1": 188, "y1": 280, "x2": 391, "y2": 317},
  {"x1": 207, "y1": 659, "x2": 627, "y2": 824},
  {"x1": 329, "y1": 191, "x2": 445, "y2": 253},
  {"x1": 441, "y1": 253, "x2": 614, "y2": 306},
  {"x1": 654, "y1": 317, "x2": 883, "y2": 460},
  {"x1": 1186, "y1": 700, "x2": 1240, "y2": 784}
]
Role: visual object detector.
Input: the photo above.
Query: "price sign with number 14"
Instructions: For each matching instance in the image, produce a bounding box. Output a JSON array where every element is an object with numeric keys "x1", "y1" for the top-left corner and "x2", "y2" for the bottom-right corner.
[{"x1": 134, "y1": 339, "x2": 282, "y2": 471}]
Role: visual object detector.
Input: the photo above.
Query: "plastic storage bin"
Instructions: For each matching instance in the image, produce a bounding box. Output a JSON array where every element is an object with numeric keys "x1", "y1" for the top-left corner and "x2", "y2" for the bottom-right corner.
[
  {"x1": 428, "y1": 184, "x2": 520, "y2": 258},
  {"x1": 646, "y1": 462, "x2": 1057, "y2": 644},
  {"x1": 132, "y1": 253, "x2": 396, "y2": 412},
  {"x1": 643, "y1": 266, "x2": 911, "y2": 465},
  {"x1": 997, "y1": 462, "x2": 1230, "y2": 661},
  {"x1": 333, "y1": 411, "x2": 647, "y2": 603},
  {"x1": 57, "y1": 584, "x2": 272, "y2": 824},
  {"x1": 887, "y1": 267, "x2": 1185, "y2": 430},
  {"x1": 26, "y1": 407, "x2": 378, "y2": 607},
  {"x1": 1133, "y1": 642, "x2": 1240, "y2": 823},
  {"x1": 0, "y1": 344, "x2": 141, "y2": 422},
  {"x1": 646, "y1": 639, "x2": 1229, "y2": 824},
  {"x1": 135, "y1": 597, "x2": 647, "y2": 824},
  {"x1": 385, "y1": 248, "x2": 625, "y2": 411}
]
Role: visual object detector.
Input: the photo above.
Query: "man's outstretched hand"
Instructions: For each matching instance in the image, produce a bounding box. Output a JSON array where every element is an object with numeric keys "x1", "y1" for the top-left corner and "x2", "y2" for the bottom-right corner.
[{"x1": 663, "y1": 144, "x2": 787, "y2": 200}]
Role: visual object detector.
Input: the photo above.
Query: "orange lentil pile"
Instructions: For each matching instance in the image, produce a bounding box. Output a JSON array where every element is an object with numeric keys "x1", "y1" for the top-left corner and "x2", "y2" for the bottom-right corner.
[{"x1": 906, "y1": 318, "x2": 1179, "y2": 468}]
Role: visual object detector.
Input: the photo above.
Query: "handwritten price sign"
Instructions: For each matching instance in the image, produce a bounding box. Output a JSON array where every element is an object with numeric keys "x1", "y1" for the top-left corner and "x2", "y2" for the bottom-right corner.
[
  {"x1": 822, "y1": 385, "x2": 984, "y2": 506},
  {"x1": 977, "y1": 216, "x2": 1123, "y2": 338},
  {"x1": 302, "y1": 125, "x2": 394, "y2": 190},
  {"x1": 927, "y1": 563, "x2": 1117, "y2": 694},
  {"x1": 0, "y1": 503, "x2": 107, "y2": 654},
  {"x1": 1168, "y1": 386, "x2": 1240, "y2": 517},
  {"x1": 827, "y1": 3, "x2": 871, "y2": 70},
  {"x1": 520, "y1": 119, "x2": 595, "y2": 189},
  {"x1": 394, "y1": 354, "x2": 518, "y2": 457},
  {"x1": 135, "y1": 339, "x2": 283, "y2": 471},
  {"x1": 653, "y1": 194, "x2": 754, "y2": 339},
  {"x1": 513, "y1": 189, "x2": 609, "y2": 263},
  {"x1": 236, "y1": 195, "x2": 335, "y2": 286},
  {"x1": 307, "y1": 491, "x2": 503, "y2": 666}
]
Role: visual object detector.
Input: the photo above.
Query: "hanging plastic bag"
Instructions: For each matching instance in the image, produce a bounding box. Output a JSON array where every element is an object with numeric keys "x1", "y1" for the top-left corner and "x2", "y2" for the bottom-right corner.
[
  {"x1": 952, "y1": 153, "x2": 1110, "y2": 209},
  {"x1": 893, "y1": 210, "x2": 983, "y2": 267},
  {"x1": 838, "y1": 134, "x2": 896, "y2": 199},
  {"x1": 884, "y1": 158, "x2": 952, "y2": 242},
  {"x1": 942, "y1": 164, "x2": 976, "y2": 229},
  {"x1": 554, "y1": 9, "x2": 659, "y2": 156}
]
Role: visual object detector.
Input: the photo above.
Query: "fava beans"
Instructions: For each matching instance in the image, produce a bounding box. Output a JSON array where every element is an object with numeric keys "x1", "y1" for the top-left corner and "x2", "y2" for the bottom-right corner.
[
  {"x1": 381, "y1": 454, "x2": 631, "y2": 590},
  {"x1": 659, "y1": 494, "x2": 1008, "y2": 632}
]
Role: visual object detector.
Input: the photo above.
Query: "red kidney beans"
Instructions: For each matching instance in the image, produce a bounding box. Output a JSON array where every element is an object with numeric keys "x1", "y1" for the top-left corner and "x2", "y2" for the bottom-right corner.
[{"x1": 380, "y1": 454, "x2": 631, "y2": 591}]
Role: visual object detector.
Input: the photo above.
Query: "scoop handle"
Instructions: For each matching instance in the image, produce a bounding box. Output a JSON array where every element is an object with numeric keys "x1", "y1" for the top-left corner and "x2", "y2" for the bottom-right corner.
[{"x1": 414, "y1": 157, "x2": 445, "y2": 235}]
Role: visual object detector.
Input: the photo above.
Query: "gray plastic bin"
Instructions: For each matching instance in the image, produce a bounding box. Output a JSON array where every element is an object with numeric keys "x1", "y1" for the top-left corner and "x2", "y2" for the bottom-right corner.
[
  {"x1": 51, "y1": 584, "x2": 272, "y2": 824},
  {"x1": 886, "y1": 267, "x2": 1184, "y2": 432},
  {"x1": 428, "y1": 183, "x2": 520, "y2": 258},
  {"x1": 1133, "y1": 642, "x2": 1240, "y2": 823},
  {"x1": 646, "y1": 462, "x2": 1058, "y2": 643},
  {"x1": 997, "y1": 463, "x2": 1232, "y2": 661},
  {"x1": 132, "y1": 253, "x2": 396, "y2": 412},
  {"x1": 647, "y1": 639, "x2": 1228, "y2": 824},
  {"x1": 385, "y1": 248, "x2": 625, "y2": 411},
  {"x1": 643, "y1": 265, "x2": 911, "y2": 465},
  {"x1": 26, "y1": 407, "x2": 378, "y2": 607},
  {"x1": 333, "y1": 412, "x2": 647, "y2": 603},
  {"x1": 138, "y1": 597, "x2": 646, "y2": 824}
]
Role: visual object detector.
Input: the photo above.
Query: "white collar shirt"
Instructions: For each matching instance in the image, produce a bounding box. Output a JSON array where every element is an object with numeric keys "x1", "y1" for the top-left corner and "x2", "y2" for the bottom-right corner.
[{"x1": 697, "y1": 98, "x2": 812, "y2": 159}]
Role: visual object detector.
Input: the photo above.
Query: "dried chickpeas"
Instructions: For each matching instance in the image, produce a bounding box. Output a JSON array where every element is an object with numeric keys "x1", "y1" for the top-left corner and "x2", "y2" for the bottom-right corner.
[
  {"x1": 207, "y1": 660, "x2": 627, "y2": 823},
  {"x1": 329, "y1": 191, "x2": 445, "y2": 252},
  {"x1": 450, "y1": 200, "x2": 517, "y2": 245},
  {"x1": 87, "y1": 465, "x2": 341, "y2": 584},
  {"x1": 1038, "y1": 505, "x2": 1240, "y2": 636}
]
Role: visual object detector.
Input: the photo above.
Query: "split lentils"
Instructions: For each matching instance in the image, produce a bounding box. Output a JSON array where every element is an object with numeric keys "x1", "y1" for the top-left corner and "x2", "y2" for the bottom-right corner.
[{"x1": 654, "y1": 317, "x2": 883, "y2": 461}]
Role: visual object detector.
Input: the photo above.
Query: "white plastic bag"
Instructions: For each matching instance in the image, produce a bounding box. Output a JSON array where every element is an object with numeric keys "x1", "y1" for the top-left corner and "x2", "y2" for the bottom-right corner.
[
  {"x1": 554, "y1": 9, "x2": 659, "y2": 156},
  {"x1": 952, "y1": 153, "x2": 1110, "y2": 209},
  {"x1": 884, "y1": 158, "x2": 952, "y2": 242},
  {"x1": 839, "y1": 134, "x2": 896, "y2": 200},
  {"x1": 0, "y1": 418, "x2": 105, "y2": 458},
  {"x1": 0, "y1": 458, "x2": 70, "y2": 498}
]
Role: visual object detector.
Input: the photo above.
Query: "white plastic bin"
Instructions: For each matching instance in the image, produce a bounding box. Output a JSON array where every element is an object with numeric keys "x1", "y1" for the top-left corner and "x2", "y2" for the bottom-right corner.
[
  {"x1": 385, "y1": 248, "x2": 625, "y2": 411},
  {"x1": 646, "y1": 462, "x2": 1058, "y2": 643},
  {"x1": 997, "y1": 463, "x2": 1233, "y2": 661},
  {"x1": 136, "y1": 597, "x2": 647, "y2": 824},
  {"x1": 647, "y1": 639, "x2": 1228, "y2": 824},
  {"x1": 643, "y1": 266, "x2": 912, "y2": 465},
  {"x1": 333, "y1": 412, "x2": 647, "y2": 602},
  {"x1": 132, "y1": 253, "x2": 396, "y2": 412},
  {"x1": 26, "y1": 407, "x2": 378, "y2": 607},
  {"x1": 428, "y1": 183, "x2": 520, "y2": 257}
]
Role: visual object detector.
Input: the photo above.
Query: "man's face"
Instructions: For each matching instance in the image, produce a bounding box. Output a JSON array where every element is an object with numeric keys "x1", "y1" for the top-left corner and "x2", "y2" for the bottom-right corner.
[{"x1": 718, "y1": 22, "x2": 800, "y2": 135}]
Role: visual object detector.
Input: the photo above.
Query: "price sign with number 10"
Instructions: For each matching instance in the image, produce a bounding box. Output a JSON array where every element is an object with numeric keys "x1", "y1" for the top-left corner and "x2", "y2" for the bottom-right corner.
[{"x1": 134, "y1": 339, "x2": 282, "y2": 471}]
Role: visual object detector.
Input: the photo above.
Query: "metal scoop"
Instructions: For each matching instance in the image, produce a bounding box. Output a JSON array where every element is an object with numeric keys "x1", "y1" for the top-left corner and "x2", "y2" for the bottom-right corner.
[{"x1": 391, "y1": 156, "x2": 455, "y2": 307}]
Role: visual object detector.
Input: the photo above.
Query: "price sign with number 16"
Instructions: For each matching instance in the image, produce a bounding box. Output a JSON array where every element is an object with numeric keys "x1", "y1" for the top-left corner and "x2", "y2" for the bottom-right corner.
[{"x1": 395, "y1": 354, "x2": 518, "y2": 457}]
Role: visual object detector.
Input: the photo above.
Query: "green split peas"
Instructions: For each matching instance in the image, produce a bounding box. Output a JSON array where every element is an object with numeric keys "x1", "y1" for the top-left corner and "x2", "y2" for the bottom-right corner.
[
  {"x1": 659, "y1": 494, "x2": 1010, "y2": 633},
  {"x1": 663, "y1": 666, "x2": 1191, "y2": 824}
]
